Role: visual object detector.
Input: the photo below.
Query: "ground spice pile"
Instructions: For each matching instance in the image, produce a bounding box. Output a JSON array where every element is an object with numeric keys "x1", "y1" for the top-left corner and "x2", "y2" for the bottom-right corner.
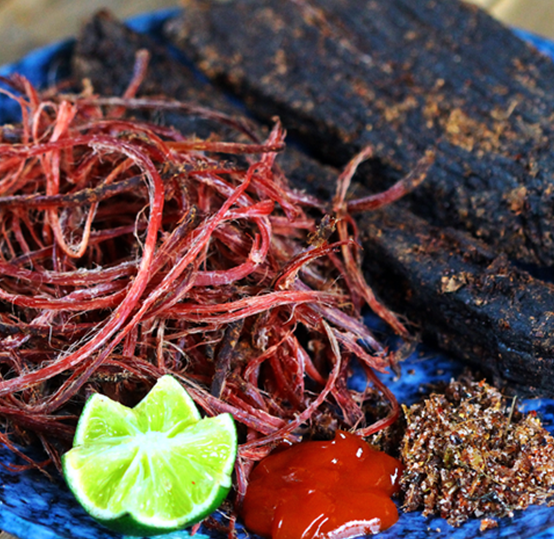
[{"x1": 401, "y1": 378, "x2": 554, "y2": 527}]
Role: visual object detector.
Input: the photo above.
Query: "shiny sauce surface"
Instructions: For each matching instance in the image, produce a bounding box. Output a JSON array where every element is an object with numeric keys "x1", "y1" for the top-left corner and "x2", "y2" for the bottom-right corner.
[{"x1": 241, "y1": 431, "x2": 403, "y2": 539}]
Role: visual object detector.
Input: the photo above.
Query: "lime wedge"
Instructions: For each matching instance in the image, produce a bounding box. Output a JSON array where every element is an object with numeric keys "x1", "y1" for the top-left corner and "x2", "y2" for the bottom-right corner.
[{"x1": 62, "y1": 375, "x2": 237, "y2": 536}]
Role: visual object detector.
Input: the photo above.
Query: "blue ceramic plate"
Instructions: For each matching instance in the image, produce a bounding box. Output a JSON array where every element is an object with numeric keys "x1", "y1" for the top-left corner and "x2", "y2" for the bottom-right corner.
[{"x1": 1, "y1": 9, "x2": 554, "y2": 539}]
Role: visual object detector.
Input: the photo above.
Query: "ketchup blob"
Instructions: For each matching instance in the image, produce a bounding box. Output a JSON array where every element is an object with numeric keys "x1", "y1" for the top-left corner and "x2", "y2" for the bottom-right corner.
[{"x1": 241, "y1": 431, "x2": 404, "y2": 538}]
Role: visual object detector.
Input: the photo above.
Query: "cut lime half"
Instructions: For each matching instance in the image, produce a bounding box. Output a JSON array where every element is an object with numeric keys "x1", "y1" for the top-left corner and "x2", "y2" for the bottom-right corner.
[{"x1": 62, "y1": 375, "x2": 237, "y2": 536}]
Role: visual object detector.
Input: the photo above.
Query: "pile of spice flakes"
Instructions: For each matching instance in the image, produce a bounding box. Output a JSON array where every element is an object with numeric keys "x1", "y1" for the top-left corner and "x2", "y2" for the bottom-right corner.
[{"x1": 400, "y1": 377, "x2": 554, "y2": 529}]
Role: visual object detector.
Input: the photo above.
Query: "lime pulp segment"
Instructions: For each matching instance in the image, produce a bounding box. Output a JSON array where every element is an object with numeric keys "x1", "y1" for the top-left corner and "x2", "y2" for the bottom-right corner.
[{"x1": 62, "y1": 375, "x2": 237, "y2": 535}]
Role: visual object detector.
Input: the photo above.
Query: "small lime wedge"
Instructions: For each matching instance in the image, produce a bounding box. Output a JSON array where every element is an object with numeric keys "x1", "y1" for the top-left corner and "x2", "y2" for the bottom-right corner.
[{"x1": 62, "y1": 375, "x2": 237, "y2": 536}]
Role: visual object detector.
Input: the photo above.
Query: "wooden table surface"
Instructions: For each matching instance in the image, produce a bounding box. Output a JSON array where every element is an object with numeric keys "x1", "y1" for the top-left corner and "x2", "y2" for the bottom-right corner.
[{"x1": 0, "y1": 0, "x2": 552, "y2": 538}]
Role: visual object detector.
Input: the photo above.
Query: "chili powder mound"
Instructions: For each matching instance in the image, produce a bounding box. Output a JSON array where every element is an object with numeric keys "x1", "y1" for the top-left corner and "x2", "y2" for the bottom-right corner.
[{"x1": 400, "y1": 378, "x2": 554, "y2": 526}]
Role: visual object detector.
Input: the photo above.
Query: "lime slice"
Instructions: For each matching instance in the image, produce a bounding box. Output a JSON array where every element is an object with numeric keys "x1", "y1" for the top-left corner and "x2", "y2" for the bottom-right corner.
[{"x1": 62, "y1": 375, "x2": 237, "y2": 536}]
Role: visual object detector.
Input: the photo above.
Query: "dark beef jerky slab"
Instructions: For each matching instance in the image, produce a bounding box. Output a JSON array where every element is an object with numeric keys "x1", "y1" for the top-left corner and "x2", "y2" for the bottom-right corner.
[
  {"x1": 165, "y1": 0, "x2": 554, "y2": 267},
  {"x1": 72, "y1": 11, "x2": 332, "y2": 194},
  {"x1": 72, "y1": 12, "x2": 554, "y2": 395},
  {"x1": 359, "y1": 207, "x2": 554, "y2": 396},
  {"x1": 73, "y1": 10, "x2": 256, "y2": 142}
]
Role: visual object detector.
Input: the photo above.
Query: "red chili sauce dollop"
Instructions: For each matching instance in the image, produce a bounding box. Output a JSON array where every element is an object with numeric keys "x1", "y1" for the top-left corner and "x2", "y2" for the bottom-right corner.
[{"x1": 241, "y1": 431, "x2": 404, "y2": 539}]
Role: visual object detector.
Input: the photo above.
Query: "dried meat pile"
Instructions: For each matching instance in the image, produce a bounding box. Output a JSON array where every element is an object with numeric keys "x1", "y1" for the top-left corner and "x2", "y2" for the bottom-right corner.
[
  {"x1": 0, "y1": 68, "x2": 430, "y2": 489},
  {"x1": 401, "y1": 377, "x2": 554, "y2": 527}
]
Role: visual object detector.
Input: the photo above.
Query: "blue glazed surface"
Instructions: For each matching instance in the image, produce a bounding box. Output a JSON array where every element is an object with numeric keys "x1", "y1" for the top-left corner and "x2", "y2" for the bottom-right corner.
[{"x1": 1, "y1": 9, "x2": 554, "y2": 539}]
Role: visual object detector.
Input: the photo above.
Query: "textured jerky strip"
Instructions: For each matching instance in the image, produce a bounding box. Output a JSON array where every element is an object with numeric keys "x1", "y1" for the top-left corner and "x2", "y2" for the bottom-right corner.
[
  {"x1": 72, "y1": 12, "x2": 554, "y2": 396},
  {"x1": 165, "y1": 0, "x2": 554, "y2": 267},
  {"x1": 73, "y1": 10, "x2": 256, "y2": 143},
  {"x1": 359, "y1": 205, "x2": 554, "y2": 396},
  {"x1": 71, "y1": 11, "x2": 341, "y2": 195}
]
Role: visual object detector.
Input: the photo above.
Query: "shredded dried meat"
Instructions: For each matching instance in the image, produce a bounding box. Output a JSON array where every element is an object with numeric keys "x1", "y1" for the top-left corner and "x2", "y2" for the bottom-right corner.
[{"x1": 0, "y1": 61, "x2": 431, "y2": 494}]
